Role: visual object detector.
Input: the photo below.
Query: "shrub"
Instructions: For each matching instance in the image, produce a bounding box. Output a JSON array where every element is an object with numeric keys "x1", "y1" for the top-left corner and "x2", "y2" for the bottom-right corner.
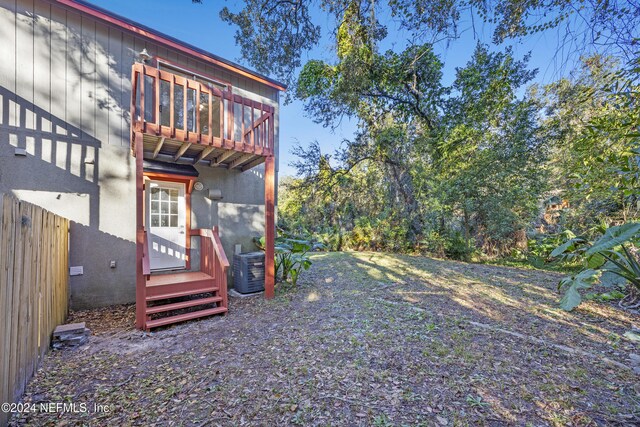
[
  {"x1": 552, "y1": 222, "x2": 640, "y2": 310},
  {"x1": 254, "y1": 234, "x2": 325, "y2": 286},
  {"x1": 444, "y1": 230, "x2": 474, "y2": 261}
]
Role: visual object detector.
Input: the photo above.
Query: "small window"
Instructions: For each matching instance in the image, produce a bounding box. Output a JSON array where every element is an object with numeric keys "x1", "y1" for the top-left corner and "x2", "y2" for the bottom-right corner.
[{"x1": 149, "y1": 185, "x2": 180, "y2": 228}]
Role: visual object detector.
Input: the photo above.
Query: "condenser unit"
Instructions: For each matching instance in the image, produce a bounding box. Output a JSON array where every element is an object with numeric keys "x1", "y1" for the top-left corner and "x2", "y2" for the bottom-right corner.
[{"x1": 233, "y1": 252, "x2": 265, "y2": 294}]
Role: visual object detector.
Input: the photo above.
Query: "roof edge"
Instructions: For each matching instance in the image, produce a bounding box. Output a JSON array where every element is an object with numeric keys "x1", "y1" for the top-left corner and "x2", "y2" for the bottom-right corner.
[{"x1": 53, "y1": 0, "x2": 287, "y2": 91}]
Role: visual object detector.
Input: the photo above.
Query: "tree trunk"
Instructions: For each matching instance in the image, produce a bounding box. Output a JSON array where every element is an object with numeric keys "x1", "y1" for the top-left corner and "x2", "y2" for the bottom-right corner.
[{"x1": 463, "y1": 207, "x2": 471, "y2": 254}]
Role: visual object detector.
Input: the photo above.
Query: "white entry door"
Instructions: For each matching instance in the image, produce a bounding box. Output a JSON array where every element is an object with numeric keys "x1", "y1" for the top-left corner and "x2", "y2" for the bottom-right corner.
[{"x1": 146, "y1": 180, "x2": 187, "y2": 271}]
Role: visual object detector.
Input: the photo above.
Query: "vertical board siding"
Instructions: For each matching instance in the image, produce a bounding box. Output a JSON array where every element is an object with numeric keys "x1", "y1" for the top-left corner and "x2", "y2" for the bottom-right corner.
[
  {"x1": 35, "y1": 0, "x2": 52, "y2": 135},
  {"x1": 0, "y1": 0, "x2": 16, "y2": 129},
  {"x1": 107, "y1": 26, "x2": 124, "y2": 147},
  {"x1": 80, "y1": 15, "x2": 96, "y2": 138},
  {"x1": 15, "y1": 0, "x2": 34, "y2": 133},
  {"x1": 121, "y1": 31, "x2": 135, "y2": 146},
  {"x1": 0, "y1": 194, "x2": 69, "y2": 427},
  {"x1": 49, "y1": 1, "x2": 67, "y2": 136},
  {"x1": 94, "y1": 21, "x2": 110, "y2": 145},
  {"x1": 65, "y1": 9, "x2": 82, "y2": 135}
]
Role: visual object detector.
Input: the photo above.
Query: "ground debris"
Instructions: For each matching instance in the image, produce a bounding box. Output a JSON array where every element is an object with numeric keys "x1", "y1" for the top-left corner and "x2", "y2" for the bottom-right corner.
[{"x1": 10, "y1": 252, "x2": 640, "y2": 427}]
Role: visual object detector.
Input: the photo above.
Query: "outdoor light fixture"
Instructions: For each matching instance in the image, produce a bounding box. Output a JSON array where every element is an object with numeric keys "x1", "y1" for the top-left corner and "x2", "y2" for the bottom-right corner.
[
  {"x1": 207, "y1": 189, "x2": 223, "y2": 200},
  {"x1": 193, "y1": 181, "x2": 204, "y2": 191},
  {"x1": 138, "y1": 48, "x2": 151, "y2": 63}
]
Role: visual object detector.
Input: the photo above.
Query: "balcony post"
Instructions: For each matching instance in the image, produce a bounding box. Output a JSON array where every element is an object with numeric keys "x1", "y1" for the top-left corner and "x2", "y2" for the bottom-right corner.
[
  {"x1": 134, "y1": 131, "x2": 146, "y2": 329},
  {"x1": 264, "y1": 155, "x2": 275, "y2": 299}
]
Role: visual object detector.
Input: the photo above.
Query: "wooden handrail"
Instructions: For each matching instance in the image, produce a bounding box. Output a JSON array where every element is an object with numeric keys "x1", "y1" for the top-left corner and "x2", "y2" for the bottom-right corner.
[
  {"x1": 142, "y1": 230, "x2": 150, "y2": 277},
  {"x1": 192, "y1": 227, "x2": 228, "y2": 310},
  {"x1": 131, "y1": 63, "x2": 274, "y2": 157},
  {"x1": 243, "y1": 110, "x2": 272, "y2": 137},
  {"x1": 191, "y1": 228, "x2": 225, "y2": 257},
  {"x1": 204, "y1": 229, "x2": 230, "y2": 269}
]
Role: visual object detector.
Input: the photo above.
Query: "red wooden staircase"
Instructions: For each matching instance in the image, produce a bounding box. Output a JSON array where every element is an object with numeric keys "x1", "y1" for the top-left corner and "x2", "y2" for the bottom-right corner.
[{"x1": 139, "y1": 228, "x2": 229, "y2": 330}]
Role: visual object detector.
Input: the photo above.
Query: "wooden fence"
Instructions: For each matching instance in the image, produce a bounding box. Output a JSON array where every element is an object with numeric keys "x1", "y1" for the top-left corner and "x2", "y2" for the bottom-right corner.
[{"x1": 0, "y1": 194, "x2": 69, "y2": 426}]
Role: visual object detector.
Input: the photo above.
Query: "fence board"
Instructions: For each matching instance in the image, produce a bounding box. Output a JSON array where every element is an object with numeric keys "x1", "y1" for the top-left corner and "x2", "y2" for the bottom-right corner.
[
  {"x1": 0, "y1": 194, "x2": 69, "y2": 426},
  {"x1": 9, "y1": 201, "x2": 23, "y2": 406},
  {"x1": 0, "y1": 198, "x2": 16, "y2": 421}
]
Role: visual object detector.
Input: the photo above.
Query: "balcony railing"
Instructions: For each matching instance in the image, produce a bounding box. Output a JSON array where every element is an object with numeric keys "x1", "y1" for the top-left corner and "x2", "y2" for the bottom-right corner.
[{"x1": 131, "y1": 63, "x2": 274, "y2": 157}]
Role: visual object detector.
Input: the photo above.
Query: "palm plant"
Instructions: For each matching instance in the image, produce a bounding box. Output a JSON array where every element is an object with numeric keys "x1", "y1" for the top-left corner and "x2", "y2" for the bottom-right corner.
[{"x1": 554, "y1": 223, "x2": 640, "y2": 310}]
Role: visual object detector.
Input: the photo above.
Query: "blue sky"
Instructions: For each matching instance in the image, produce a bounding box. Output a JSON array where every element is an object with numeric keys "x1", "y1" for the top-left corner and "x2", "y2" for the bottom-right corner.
[{"x1": 89, "y1": 0, "x2": 577, "y2": 177}]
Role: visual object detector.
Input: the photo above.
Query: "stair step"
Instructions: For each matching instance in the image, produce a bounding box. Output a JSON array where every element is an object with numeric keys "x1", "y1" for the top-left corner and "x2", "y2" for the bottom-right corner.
[
  {"x1": 146, "y1": 296, "x2": 223, "y2": 314},
  {"x1": 146, "y1": 271, "x2": 218, "y2": 301},
  {"x1": 146, "y1": 286, "x2": 219, "y2": 302},
  {"x1": 145, "y1": 306, "x2": 228, "y2": 329},
  {"x1": 146, "y1": 271, "x2": 212, "y2": 287}
]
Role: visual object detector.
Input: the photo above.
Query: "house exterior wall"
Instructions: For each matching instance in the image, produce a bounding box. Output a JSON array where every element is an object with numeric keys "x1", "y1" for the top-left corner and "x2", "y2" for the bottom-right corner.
[{"x1": 0, "y1": 0, "x2": 279, "y2": 309}]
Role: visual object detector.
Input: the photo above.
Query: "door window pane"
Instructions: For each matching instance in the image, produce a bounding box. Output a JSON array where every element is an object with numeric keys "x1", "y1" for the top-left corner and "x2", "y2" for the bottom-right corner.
[{"x1": 149, "y1": 185, "x2": 181, "y2": 228}]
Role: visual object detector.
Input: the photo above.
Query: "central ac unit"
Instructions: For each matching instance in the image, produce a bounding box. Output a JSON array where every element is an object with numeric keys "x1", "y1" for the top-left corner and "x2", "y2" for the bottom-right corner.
[{"x1": 233, "y1": 252, "x2": 265, "y2": 294}]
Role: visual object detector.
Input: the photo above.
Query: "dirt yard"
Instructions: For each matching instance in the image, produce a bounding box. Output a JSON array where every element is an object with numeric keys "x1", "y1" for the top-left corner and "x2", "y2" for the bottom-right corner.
[{"x1": 9, "y1": 252, "x2": 640, "y2": 426}]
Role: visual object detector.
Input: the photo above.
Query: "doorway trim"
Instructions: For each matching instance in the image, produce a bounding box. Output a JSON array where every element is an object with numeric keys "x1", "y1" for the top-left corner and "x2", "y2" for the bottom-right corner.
[{"x1": 143, "y1": 171, "x2": 196, "y2": 271}]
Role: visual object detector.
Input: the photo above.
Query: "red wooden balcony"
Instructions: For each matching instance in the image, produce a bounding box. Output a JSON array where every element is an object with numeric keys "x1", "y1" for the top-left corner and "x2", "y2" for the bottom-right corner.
[{"x1": 130, "y1": 63, "x2": 274, "y2": 171}]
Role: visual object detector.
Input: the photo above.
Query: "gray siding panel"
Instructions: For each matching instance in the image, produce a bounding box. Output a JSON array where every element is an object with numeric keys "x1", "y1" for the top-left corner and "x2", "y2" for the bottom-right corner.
[
  {"x1": 0, "y1": 0, "x2": 17, "y2": 127},
  {"x1": 121, "y1": 31, "x2": 135, "y2": 146},
  {"x1": 108, "y1": 26, "x2": 124, "y2": 146},
  {"x1": 49, "y1": 3, "x2": 66, "y2": 135},
  {"x1": 16, "y1": 0, "x2": 34, "y2": 132},
  {"x1": 80, "y1": 15, "x2": 95, "y2": 138},
  {"x1": 33, "y1": 0, "x2": 51, "y2": 134},
  {"x1": 65, "y1": 10, "x2": 82, "y2": 135},
  {"x1": 94, "y1": 21, "x2": 109, "y2": 145}
]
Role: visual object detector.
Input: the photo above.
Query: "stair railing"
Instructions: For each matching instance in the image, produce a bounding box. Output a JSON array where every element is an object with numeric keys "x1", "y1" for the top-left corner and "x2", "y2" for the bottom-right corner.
[
  {"x1": 142, "y1": 230, "x2": 151, "y2": 280},
  {"x1": 192, "y1": 227, "x2": 229, "y2": 309}
]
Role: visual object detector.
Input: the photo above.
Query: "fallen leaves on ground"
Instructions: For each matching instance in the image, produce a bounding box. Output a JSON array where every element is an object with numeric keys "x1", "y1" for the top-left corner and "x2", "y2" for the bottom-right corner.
[{"x1": 10, "y1": 252, "x2": 640, "y2": 426}]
